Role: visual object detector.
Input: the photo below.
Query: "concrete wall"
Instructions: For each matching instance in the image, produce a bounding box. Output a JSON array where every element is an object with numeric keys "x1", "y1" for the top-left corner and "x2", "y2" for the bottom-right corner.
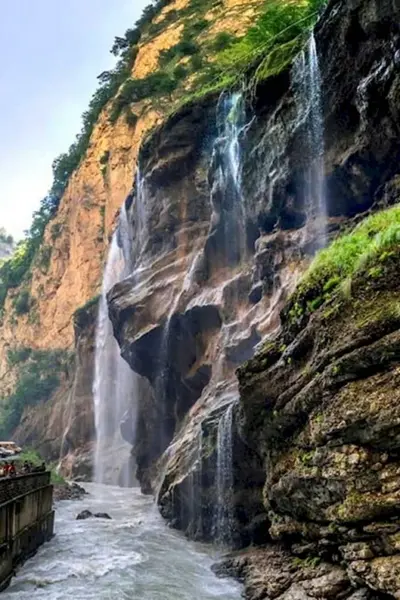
[{"x1": 0, "y1": 473, "x2": 54, "y2": 591}]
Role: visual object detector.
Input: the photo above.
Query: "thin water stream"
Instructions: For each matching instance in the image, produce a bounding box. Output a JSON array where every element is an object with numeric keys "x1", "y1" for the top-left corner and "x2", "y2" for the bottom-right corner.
[{"x1": 3, "y1": 484, "x2": 241, "y2": 600}]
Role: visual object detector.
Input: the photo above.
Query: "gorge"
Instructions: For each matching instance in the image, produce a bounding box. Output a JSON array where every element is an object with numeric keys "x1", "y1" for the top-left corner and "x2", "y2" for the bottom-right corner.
[{"x1": 1, "y1": 0, "x2": 400, "y2": 597}]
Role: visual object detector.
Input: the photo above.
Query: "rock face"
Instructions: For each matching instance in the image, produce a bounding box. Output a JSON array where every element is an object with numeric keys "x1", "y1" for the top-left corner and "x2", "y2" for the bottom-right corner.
[
  {"x1": 237, "y1": 245, "x2": 400, "y2": 598},
  {"x1": 13, "y1": 300, "x2": 97, "y2": 478},
  {"x1": 107, "y1": 0, "x2": 400, "y2": 544},
  {"x1": 214, "y1": 547, "x2": 389, "y2": 600},
  {"x1": 105, "y1": 0, "x2": 400, "y2": 596},
  {"x1": 0, "y1": 0, "x2": 258, "y2": 473}
]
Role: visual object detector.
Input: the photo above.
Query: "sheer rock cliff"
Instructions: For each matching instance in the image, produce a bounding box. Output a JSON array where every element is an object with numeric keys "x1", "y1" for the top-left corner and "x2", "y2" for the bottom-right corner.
[{"x1": 0, "y1": 0, "x2": 258, "y2": 469}]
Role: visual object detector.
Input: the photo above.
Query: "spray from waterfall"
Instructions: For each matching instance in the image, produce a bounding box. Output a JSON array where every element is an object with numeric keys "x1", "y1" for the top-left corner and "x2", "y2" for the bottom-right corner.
[
  {"x1": 213, "y1": 403, "x2": 235, "y2": 547},
  {"x1": 293, "y1": 32, "x2": 326, "y2": 246},
  {"x1": 93, "y1": 222, "x2": 138, "y2": 487}
]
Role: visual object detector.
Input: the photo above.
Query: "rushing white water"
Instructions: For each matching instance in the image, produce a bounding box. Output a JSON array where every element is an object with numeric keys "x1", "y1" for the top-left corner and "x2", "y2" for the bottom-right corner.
[
  {"x1": 93, "y1": 233, "x2": 138, "y2": 487},
  {"x1": 293, "y1": 32, "x2": 326, "y2": 245},
  {"x1": 214, "y1": 403, "x2": 235, "y2": 547},
  {"x1": 2, "y1": 484, "x2": 242, "y2": 600}
]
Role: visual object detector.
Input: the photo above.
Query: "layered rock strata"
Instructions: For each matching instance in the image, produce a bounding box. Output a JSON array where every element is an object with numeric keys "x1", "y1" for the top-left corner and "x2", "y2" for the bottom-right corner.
[{"x1": 108, "y1": 0, "x2": 400, "y2": 550}]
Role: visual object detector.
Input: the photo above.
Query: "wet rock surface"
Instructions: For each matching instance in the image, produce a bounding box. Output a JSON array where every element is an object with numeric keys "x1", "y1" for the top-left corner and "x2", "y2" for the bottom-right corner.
[
  {"x1": 53, "y1": 482, "x2": 88, "y2": 502},
  {"x1": 108, "y1": 0, "x2": 400, "y2": 549},
  {"x1": 214, "y1": 547, "x2": 390, "y2": 600},
  {"x1": 104, "y1": 0, "x2": 400, "y2": 596},
  {"x1": 236, "y1": 241, "x2": 400, "y2": 596}
]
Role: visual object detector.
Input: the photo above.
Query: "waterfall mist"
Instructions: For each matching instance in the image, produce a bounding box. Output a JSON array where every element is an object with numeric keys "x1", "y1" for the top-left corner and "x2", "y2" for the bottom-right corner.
[{"x1": 93, "y1": 230, "x2": 138, "y2": 487}]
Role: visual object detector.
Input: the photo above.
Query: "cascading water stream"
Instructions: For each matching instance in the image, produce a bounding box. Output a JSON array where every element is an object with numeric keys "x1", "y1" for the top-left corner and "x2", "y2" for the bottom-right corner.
[
  {"x1": 211, "y1": 91, "x2": 249, "y2": 264},
  {"x1": 208, "y1": 93, "x2": 251, "y2": 545},
  {"x1": 213, "y1": 403, "x2": 235, "y2": 547},
  {"x1": 293, "y1": 32, "x2": 326, "y2": 246},
  {"x1": 93, "y1": 229, "x2": 138, "y2": 487}
]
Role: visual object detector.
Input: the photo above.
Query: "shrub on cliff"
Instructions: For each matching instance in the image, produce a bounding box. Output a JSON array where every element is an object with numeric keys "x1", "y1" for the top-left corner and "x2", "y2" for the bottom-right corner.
[
  {"x1": 109, "y1": 72, "x2": 178, "y2": 122},
  {"x1": 159, "y1": 38, "x2": 200, "y2": 66},
  {"x1": 13, "y1": 290, "x2": 31, "y2": 315},
  {"x1": 0, "y1": 195, "x2": 59, "y2": 308},
  {"x1": 212, "y1": 32, "x2": 236, "y2": 52}
]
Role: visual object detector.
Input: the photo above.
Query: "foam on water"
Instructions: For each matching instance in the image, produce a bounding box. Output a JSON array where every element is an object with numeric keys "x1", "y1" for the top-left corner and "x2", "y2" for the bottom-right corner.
[{"x1": 2, "y1": 484, "x2": 242, "y2": 600}]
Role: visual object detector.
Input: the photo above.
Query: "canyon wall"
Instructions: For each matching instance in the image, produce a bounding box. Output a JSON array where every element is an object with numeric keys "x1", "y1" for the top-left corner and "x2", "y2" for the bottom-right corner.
[
  {"x1": 107, "y1": 0, "x2": 400, "y2": 597},
  {"x1": 2, "y1": 0, "x2": 400, "y2": 595},
  {"x1": 0, "y1": 0, "x2": 260, "y2": 471}
]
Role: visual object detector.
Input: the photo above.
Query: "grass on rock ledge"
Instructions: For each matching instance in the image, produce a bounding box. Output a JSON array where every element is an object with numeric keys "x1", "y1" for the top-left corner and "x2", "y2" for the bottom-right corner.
[{"x1": 287, "y1": 205, "x2": 400, "y2": 324}]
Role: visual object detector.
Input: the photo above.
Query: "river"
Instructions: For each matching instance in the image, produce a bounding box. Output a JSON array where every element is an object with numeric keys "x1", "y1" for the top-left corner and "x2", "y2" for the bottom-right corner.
[{"x1": 2, "y1": 483, "x2": 241, "y2": 599}]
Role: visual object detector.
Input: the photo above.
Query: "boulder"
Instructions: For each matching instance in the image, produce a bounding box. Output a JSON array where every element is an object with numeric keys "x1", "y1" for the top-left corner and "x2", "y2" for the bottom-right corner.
[
  {"x1": 76, "y1": 510, "x2": 93, "y2": 520},
  {"x1": 76, "y1": 510, "x2": 112, "y2": 520}
]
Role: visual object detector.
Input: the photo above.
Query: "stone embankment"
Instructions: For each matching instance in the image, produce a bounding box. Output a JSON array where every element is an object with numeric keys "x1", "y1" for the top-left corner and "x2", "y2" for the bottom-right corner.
[{"x1": 0, "y1": 472, "x2": 54, "y2": 592}]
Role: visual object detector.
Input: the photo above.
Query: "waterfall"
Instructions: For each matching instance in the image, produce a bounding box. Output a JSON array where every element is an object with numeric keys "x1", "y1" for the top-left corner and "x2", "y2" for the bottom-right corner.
[
  {"x1": 214, "y1": 403, "x2": 235, "y2": 547},
  {"x1": 118, "y1": 202, "x2": 133, "y2": 274},
  {"x1": 210, "y1": 91, "x2": 250, "y2": 265},
  {"x1": 93, "y1": 229, "x2": 138, "y2": 487},
  {"x1": 293, "y1": 32, "x2": 326, "y2": 245}
]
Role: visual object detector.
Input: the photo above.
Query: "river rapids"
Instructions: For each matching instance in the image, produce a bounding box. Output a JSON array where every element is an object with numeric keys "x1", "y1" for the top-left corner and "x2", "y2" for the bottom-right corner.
[{"x1": 2, "y1": 484, "x2": 242, "y2": 599}]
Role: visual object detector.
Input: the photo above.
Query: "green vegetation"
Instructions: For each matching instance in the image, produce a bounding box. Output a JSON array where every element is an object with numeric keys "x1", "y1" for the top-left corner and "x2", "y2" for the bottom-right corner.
[
  {"x1": 212, "y1": 32, "x2": 236, "y2": 52},
  {"x1": 99, "y1": 150, "x2": 110, "y2": 165},
  {"x1": 12, "y1": 290, "x2": 31, "y2": 315},
  {"x1": 169, "y1": 0, "x2": 327, "y2": 110},
  {"x1": 50, "y1": 222, "x2": 63, "y2": 241},
  {"x1": 0, "y1": 348, "x2": 72, "y2": 439},
  {"x1": 73, "y1": 295, "x2": 100, "y2": 330},
  {"x1": 0, "y1": 0, "x2": 172, "y2": 309},
  {"x1": 37, "y1": 245, "x2": 52, "y2": 273},
  {"x1": 159, "y1": 39, "x2": 200, "y2": 66},
  {"x1": 213, "y1": 0, "x2": 326, "y2": 86},
  {"x1": 0, "y1": 0, "x2": 328, "y2": 312},
  {"x1": 15, "y1": 448, "x2": 65, "y2": 484},
  {"x1": 289, "y1": 205, "x2": 400, "y2": 320},
  {"x1": 173, "y1": 64, "x2": 189, "y2": 81},
  {"x1": 125, "y1": 109, "x2": 139, "y2": 127},
  {"x1": 293, "y1": 556, "x2": 321, "y2": 569}
]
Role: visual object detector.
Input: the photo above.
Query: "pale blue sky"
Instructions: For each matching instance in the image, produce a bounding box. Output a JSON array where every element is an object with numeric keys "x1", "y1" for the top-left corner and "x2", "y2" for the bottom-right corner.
[{"x1": 0, "y1": 0, "x2": 148, "y2": 239}]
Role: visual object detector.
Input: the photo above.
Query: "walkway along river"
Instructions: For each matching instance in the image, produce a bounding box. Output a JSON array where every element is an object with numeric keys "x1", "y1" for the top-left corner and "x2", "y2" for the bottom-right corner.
[{"x1": 1, "y1": 483, "x2": 242, "y2": 599}]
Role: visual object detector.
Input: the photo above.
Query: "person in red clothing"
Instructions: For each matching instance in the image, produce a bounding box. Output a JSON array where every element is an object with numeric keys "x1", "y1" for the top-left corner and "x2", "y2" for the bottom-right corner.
[{"x1": 9, "y1": 463, "x2": 16, "y2": 477}]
